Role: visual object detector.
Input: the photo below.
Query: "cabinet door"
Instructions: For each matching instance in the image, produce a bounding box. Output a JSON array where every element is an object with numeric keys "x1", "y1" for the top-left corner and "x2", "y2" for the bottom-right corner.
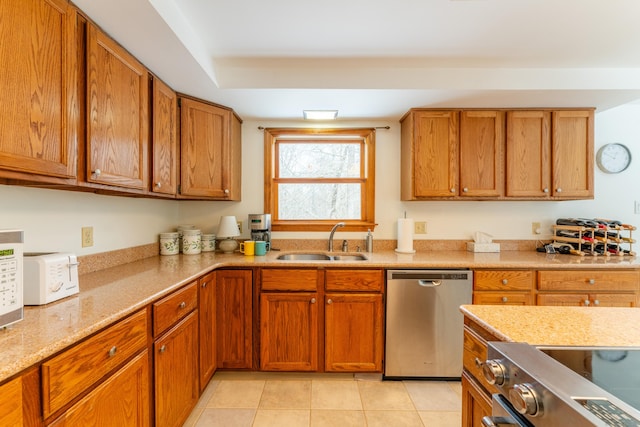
[
  {"x1": 86, "y1": 24, "x2": 149, "y2": 190},
  {"x1": 461, "y1": 371, "x2": 492, "y2": 427},
  {"x1": 551, "y1": 110, "x2": 594, "y2": 198},
  {"x1": 505, "y1": 111, "x2": 551, "y2": 197},
  {"x1": 260, "y1": 293, "x2": 319, "y2": 371},
  {"x1": 0, "y1": 0, "x2": 78, "y2": 180},
  {"x1": 403, "y1": 110, "x2": 459, "y2": 198},
  {"x1": 155, "y1": 311, "x2": 199, "y2": 427},
  {"x1": 49, "y1": 351, "x2": 150, "y2": 427},
  {"x1": 199, "y1": 272, "x2": 216, "y2": 391},
  {"x1": 0, "y1": 376, "x2": 23, "y2": 426},
  {"x1": 325, "y1": 293, "x2": 383, "y2": 372},
  {"x1": 180, "y1": 98, "x2": 238, "y2": 199},
  {"x1": 151, "y1": 77, "x2": 177, "y2": 195},
  {"x1": 216, "y1": 270, "x2": 253, "y2": 369},
  {"x1": 459, "y1": 110, "x2": 504, "y2": 197}
]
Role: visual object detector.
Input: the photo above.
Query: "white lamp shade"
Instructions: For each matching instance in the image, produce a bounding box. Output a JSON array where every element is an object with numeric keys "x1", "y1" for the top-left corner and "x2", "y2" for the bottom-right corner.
[{"x1": 217, "y1": 216, "x2": 240, "y2": 238}]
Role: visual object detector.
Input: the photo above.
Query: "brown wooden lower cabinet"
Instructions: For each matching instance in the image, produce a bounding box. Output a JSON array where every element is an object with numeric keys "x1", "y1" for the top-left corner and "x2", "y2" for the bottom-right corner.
[
  {"x1": 154, "y1": 311, "x2": 199, "y2": 427},
  {"x1": 461, "y1": 371, "x2": 492, "y2": 427},
  {"x1": 198, "y1": 272, "x2": 217, "y2": 391},
  {"x1": 0, "y1": 375, "x2": 25, "y2": 426},
  {"x1": 216, "y1": 269, "x2": 254, "y2": 369},
  {"x1": 537, "y1": 292, "x2": 637, "y2": 307},
  {"x1": 324, "y1": 293, "x2": 383, "y2": 372},
  {"x1": 49, "y1": 351, "x2": 150, "y2": 427}
]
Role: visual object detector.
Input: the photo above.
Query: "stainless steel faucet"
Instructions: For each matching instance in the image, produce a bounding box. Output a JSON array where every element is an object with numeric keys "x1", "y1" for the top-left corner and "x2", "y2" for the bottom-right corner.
[{"x1": 328, "y1": 222, "x2": 345, "y2": 252}]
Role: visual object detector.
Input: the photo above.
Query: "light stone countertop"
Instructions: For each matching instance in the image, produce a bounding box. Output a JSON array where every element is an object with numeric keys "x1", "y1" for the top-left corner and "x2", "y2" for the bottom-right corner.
[
  {"x1": 1, "y1": 249, "x2": 639, "y2": 383},
  {"x1": 461, "y1": 304, "x2": 640, "y2": 347}
]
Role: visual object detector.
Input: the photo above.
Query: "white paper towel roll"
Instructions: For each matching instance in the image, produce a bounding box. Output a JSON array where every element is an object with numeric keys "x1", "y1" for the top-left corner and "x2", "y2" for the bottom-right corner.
[{"x1": 395, "y1": 218, "x2": 415, "y2": 253}]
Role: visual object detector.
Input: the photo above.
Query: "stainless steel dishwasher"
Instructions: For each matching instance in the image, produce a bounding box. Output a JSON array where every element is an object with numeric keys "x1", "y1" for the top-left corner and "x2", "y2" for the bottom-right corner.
[{"x1": 384, "y1": 269, "x2": 473, "y2": 379}]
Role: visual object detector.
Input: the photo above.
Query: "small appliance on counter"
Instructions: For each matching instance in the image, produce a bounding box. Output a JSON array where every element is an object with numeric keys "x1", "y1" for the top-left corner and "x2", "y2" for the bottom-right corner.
[
  {"x1": 249, "y1": 214, "x2": 271, "y2": 250},
  {"x1": 0, "y1": 230, "x2": 24, "y2": 328},
  {"x1": 24, "y1": 252, "x2": 79, "y2": 305}
]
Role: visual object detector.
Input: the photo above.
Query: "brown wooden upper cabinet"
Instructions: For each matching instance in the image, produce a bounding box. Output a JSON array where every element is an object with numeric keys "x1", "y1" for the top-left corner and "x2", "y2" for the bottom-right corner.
[
  {"x1": 401, "y1": 108, "x2": 594, "y2": 201},
  {"x1": 0, "y1": 0, "x2": 79, "y2": 183},
  {"x1": 151, "y1": 77, "x2": 178, "y2": 196},
  {"x1": 179, "y1": 97, "x2": 242, "y2": 200},
  {"x1": 506, "y1": 109, "x2": 594, "y2": 199},
  {"x1": 85, "y1": 23, "x2": 149, "y2": 191}
]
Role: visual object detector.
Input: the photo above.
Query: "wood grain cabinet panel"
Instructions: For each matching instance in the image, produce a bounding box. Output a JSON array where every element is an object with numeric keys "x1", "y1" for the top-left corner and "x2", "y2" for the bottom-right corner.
[
  {"x1": 461, "y1": 371, "x2": 492, "y2": 427},
  {"x1": 0, "y1": 0, "x2": 78, "y2": 182},
  {"x1": 216, "y1": 270, "x2": 253, "y2": 369},
  {"x1": 473, "y1": 270, "x2": 534, "y2": 305},
  {"x1": 154, "y1": 311, "x2": 199, "y2": 427},
  {"x1": 324, "y1": 293, "x2": 383, "y2": 372},
  {"x1": 48, "y1": 351, "x2": 150, "y2": 427},
  {"x1": 41, "y1": 309, "x2": 148, "y2": 418},
  {"x1": 261, "y1": 269, "x2": 318, "y2": 291},
  {"x1": 153, "y1": 281, "x2": 198, "y2": 336},
  {"x1": 260, "y1": 292, "x2": 319, "y2": 371},
  {"x1": 198, "y1": 272, "x2": 217, "y2": 391},
  {"x1": 0, "y1": 376, "x2": 23, "y2": 426},
  {"x1": 86, "y1": 23, "x2": 149, "y2": 190},
  {"x1": 151, "y1": 77, "x2": 178, "y2": 195},
  {"x1": 179, "y1": 97, "x2": 242, "y2": 200},
  {"x1": 537, "y1": 270, "x2": 639, "y2": 307},
  {"x1": 325, "y1": 269, "x2": 383, "y2": 292}
]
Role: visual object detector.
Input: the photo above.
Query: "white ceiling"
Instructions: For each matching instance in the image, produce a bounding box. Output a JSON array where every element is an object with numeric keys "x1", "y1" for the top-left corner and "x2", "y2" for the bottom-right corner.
[{"x1": 73, "y1": 0, "x2": 640, "y2": 120}]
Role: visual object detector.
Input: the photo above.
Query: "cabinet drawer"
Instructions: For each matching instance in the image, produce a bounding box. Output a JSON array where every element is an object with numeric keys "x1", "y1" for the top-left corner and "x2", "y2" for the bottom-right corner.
[
  {"x1": 42, "y1": 309, "x2": 148, "y2": 418},
  {"x1": 153, "y1": 281, "x2": 198, "y2": 336},
  {"x1": 538, "y1": 293, "x2": 637, "y2": 307},
  {"x1": 538, "y1": 270, "x2": 640, "y2": 292},
  {"x1": 474, "y1": 270, "x2": 533, "y2": 291},
  {"x1": 261, "y1": 269, "x2": 318, "y2": 291},
  {"x1": 462, "y1": 329, "x2": 499, "y2": 397},
  {"x1": 473, "y1": 292, "x2": 533, "y2": 305},
  {"x1": 325, "y1": 269, "x2": 383, "y2": 292}
]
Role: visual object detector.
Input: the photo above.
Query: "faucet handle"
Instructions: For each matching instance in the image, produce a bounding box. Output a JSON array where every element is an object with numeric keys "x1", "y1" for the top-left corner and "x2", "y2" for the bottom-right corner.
[{"x1": 341, "y1": 240, "x2": 348, "y2": 252}]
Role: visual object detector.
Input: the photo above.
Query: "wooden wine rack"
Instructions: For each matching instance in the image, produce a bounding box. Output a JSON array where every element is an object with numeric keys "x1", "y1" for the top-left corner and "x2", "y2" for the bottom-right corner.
[{"x1": 552, "y1": 224, "x2": 636, "y2": 257}]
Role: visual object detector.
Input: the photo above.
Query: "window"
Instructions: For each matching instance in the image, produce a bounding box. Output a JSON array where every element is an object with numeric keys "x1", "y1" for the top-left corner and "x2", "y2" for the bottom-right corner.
[{"x1": 264, "y1": 128, "x2": 375, "y2": 232}]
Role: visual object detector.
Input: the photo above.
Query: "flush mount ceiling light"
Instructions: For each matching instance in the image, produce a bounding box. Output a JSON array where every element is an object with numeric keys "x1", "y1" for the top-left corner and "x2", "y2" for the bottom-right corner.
[{"x1": 303, "y1": 110, "x2": 338, "y2": 120}]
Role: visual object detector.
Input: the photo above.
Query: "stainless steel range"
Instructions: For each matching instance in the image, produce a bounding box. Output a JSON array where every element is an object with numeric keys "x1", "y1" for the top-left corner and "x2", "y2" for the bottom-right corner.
[{"x1": 482, "y1": 342, "x2": 640, "y2": 426}]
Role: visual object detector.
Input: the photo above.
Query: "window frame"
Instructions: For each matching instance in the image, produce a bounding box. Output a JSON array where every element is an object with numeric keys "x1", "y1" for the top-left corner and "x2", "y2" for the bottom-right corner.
[{"x1": 264, "y1": 128, "x2": 376, "y2": 232}]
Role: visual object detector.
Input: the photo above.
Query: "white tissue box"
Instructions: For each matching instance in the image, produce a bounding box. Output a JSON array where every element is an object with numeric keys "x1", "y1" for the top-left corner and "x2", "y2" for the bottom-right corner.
[{"x1": 467, "y1": 242, "x2": 500, "y2": 253}]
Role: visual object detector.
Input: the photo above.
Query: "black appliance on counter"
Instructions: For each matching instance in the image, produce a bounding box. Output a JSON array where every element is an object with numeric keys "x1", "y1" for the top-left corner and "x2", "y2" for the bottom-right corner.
[{"x1": 482, "y1": 342, "x2": 640, "y2": 426}]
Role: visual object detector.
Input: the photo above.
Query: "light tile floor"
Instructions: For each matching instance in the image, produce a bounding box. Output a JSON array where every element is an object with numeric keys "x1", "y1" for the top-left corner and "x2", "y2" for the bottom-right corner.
[{"x1": 183, "y1": 372, "x2": 462, "y2": 427}]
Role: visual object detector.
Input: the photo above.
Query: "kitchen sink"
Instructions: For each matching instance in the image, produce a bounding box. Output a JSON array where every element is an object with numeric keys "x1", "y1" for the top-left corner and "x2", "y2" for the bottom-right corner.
[{"x1": 276, "y1": 252, "x2": 367, "y2": 261}]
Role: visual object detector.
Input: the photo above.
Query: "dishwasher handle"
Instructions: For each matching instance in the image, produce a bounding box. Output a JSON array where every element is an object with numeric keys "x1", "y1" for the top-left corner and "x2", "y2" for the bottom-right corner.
[{"x1": 418, "y1": 279, "x2": 442, "y2": 287}]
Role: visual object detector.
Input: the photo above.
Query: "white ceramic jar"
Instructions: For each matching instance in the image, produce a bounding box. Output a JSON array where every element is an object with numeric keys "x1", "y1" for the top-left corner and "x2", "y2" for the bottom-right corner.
[
  {"x1": 182, "y1": 229, "x2": 202, "y2": 255},
  {"x1": 201, "y1": 234, "x2": 216, "y2": 252},
  {"x1": 177, "y1": 225, "x2": 195, "y2": 253},
  {"x1": 159, "y1": 232, "x2": 179, "y2": 255}
]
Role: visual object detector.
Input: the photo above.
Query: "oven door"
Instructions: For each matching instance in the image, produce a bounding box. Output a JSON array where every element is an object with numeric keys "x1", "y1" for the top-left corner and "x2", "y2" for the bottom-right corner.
[{"x1": 482, "y1": 394, "x2": 534, "y2": 427}]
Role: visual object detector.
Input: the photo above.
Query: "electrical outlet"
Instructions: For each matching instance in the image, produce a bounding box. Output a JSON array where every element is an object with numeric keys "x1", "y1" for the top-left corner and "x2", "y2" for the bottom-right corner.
[
  {"x1": 237, "y1": 221, "x2": 243, "y2": 232},
  {"x1": 531, "y1": 222, "x2": 541, "y2": 235},
  {"x1": 635, "y1": 200, "x2": 640, "y2": 214},
  {"x1": 414, "y1": 221, "x2": 427, "y2": 234},
  {"x1": 81, "y1": 226, "x2": 94, "y2": 247}
]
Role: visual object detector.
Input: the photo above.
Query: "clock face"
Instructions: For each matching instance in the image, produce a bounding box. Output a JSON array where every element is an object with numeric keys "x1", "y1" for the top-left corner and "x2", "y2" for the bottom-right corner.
[{"x1": 596, "y1": 143, "x2": 632, "y2": 174}]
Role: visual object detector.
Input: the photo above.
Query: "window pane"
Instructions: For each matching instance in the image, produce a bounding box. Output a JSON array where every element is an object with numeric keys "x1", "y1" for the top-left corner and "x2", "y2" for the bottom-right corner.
[
  {"x1": 278, "y1": 143, "x2": 361, "y2": 178},
  {"x1": 278, "y1": 183, "x2": 361, "y2": 219}
]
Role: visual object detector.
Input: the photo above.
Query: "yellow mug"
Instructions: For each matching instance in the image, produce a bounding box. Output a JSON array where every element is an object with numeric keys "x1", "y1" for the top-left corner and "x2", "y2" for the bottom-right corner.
[{"x1": 239, "y1": 240, "x2": 255, "y2": 256}]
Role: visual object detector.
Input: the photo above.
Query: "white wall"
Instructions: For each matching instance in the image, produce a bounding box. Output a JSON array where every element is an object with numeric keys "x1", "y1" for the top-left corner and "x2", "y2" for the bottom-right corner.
[{"x1": 1, "y1": 104, "x2": 639, "y2": 254}]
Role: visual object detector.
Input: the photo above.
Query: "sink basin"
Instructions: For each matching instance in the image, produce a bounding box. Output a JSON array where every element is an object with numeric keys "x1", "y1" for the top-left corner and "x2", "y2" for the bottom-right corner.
[
  {"x1": 276, "y1": 253, "x2": 332, "y2": 261},
  {"x1": 276, "y1": 252, "x2": 367, "y2": 261}
]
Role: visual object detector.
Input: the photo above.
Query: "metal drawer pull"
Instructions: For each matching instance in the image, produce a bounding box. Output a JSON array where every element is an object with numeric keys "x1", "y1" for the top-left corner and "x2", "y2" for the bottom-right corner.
[
  {"x1": 310, "y1": 298, "x2": 316, "y2": 304},
  {"x1": 501, "y1": 279, "x2": 508, "y2": 285},
  {"x1": 594, "y1": 299, "x2": 600, "y2": 306},
  {"x1": 179, "y1": 302, "x2": 186, "y2": 309},
  {"x1": 589, "y1": 278, "x2": 595, "y2": 285},
  {"x1": 501, "y1": 296, "x2": 508, "y2": 303},
  {"x1": 108, "y1": 346, "x2": 117, "y2": 357},
  {"x1": 159, "y1": 345, "x2": 167, "y2": 353},
  {"x1": 202, "y1": 282, "x2": 207, "y2": 288},
  {"x1": 474, "y1": 357, "x2": 484, "y2": 368},
  {"x1": 327, "y1": 299, "x2": 333, "y2": 305},
  {"x1": 584, "y1": 299, "x2": 590, "y2": 306}
]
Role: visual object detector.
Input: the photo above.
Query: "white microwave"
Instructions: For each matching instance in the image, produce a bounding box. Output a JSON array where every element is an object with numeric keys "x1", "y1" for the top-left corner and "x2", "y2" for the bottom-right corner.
[{"x1": 0, "y1": 230, "x2": 23, "y2": 328}]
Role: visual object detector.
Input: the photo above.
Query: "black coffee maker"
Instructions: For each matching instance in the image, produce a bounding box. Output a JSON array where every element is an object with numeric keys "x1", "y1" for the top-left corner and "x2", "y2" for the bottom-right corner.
[{"x1": 248, "y1": 214, "x2": 271, "y2": 250}]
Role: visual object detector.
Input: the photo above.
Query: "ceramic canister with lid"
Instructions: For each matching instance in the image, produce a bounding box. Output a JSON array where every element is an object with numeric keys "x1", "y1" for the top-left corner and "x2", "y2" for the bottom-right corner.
[
  {"x1": 159, "y1": 232, "x2": 179, "y2": 255},
  {"x1": 177, "y1": 225, "x2": 195, "y2": 252},
  {"x1": 182, "y1": 229, "x2": 202, "y2": 255},
  {"x1": 201, "y1": 234, "x2": 216, "y2": 252}
]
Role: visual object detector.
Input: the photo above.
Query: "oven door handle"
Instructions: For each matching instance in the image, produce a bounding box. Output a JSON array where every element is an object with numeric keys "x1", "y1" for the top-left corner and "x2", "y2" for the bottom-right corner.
[{"x1": 482, "y1": 416, "x2": 520, "y2": 427}]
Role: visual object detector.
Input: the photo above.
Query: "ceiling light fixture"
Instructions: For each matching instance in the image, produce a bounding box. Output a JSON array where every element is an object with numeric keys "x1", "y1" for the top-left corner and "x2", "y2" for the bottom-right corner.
[{"x1": 303, "y1": 110, "x2": 338, "y2": 120}]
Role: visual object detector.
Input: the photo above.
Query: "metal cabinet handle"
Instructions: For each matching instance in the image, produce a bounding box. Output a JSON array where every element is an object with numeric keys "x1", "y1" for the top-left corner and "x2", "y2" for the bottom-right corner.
[
  {"x1": 474, "y1": 357, "x2": 484, "y2": 368},
  {"x1": 155, "y1": 182, "x2": 162, "y2": 188},
  {"x1": 501, "y1": 279, "x2": 508, "y2": 285},
  {"x1": 179, "y1": 302, "x2": 186, "y2": 309},
  {"x1": 224, "y1": 189, "x2": 230, "y2": 194},
  {"x1": 201, "y1": 282, "x2": 207, "y2": 288},
  {"x1": 501, "y1": 296, "x2": 508, "y2": 303},
  {"x1": 594, "y1": 299, "x2": 600, "y2": 306},
  {"x1": 584, "y1": 299, "x2": 590, "y2": 306},
  {"x1": 327, "y1": 299, "x2": 333, "y2": 305},
  {"x1": 450, "y1": 188, "x2": 456, "y2": 193},
  {"x1": 159, "y1": 345, "x2": 167, "y2": 353},
  {"x1": 311, "y1": 298, "x2": 316, "y2": 304},
  {"x1": 463, "y1": 187, "x2": 468, "y2": 193},
  {"x1": 589, "y1": 278, "x2": 595, "y2": 285},
  {"x1": 93, "y1": 169, "x2": 101, "y2": 177},
  {"x1": 556, "y1": 187, "x2": 562, "y2": 193},
  {"x1": 543, "y1": 188, "x2": 549, "y2": 193},
  {"x1": 108, "y1": 346, "x2": 117, "y2": 357}
]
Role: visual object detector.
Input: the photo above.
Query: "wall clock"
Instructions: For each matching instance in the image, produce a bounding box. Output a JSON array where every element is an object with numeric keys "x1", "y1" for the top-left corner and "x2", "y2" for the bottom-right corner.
[{"x1": 596, "y1": 143, "x2": 632, "y2": 174}]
